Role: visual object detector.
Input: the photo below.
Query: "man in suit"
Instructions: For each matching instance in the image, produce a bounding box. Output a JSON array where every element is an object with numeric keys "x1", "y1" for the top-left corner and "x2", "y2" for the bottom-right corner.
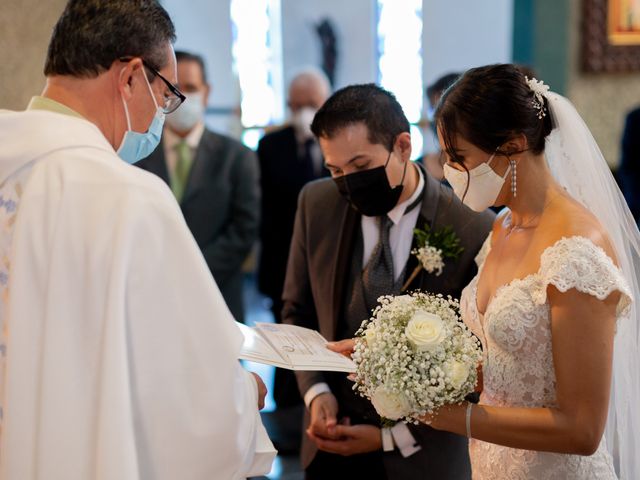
[
  {"x1": 420, "y1": 72, "x2": 460, "y2": 180},
  {"x1": 619, "y1": 106, "x2": 640, "y2": 223},
  {"x1": 138, "y1": 51, "x2": 259, "y2": 322},
  {"x1": 257, "y1": 69, "x2": 331, "y2": 411},
  {"x1": 282, "y1": 84, "x2": 494, "y2": 479}
]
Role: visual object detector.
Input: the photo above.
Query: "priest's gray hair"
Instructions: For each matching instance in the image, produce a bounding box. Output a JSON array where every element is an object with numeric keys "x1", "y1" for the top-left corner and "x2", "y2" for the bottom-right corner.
[{"x1": 44, "y1": 0, "x2": 176, "y2": 78}]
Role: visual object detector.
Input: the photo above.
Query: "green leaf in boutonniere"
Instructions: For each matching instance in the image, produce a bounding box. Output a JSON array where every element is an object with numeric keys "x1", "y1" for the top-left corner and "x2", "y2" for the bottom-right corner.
[{"x1": 401, "y1": 224, "x2": 464, "y2": 291}]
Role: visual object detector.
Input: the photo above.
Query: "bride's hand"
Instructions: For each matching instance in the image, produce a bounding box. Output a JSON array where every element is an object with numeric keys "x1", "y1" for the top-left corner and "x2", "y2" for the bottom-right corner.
[
  {"x1": 419, "y1": 403, "x2": 465, "y2": 431},
  {"x1": 327, "y1": 338, "x2": 356, "y2": 358}
]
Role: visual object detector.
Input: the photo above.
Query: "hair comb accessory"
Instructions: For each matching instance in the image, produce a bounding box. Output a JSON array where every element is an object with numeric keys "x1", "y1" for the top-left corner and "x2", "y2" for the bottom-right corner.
[{"x1": 525, "y1": 76, "x2": 550, "y2": 120}]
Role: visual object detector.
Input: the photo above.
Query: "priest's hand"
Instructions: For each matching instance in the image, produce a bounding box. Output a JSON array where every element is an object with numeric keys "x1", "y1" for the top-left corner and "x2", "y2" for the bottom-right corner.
[
  {"x1": 307, "y1": 424, "x2": 382, "y2": 456},
  {"x1": 308, "y1": 392, "x2": 339, "y2": 439},
  {"x1": 326, "y1": 338, "x2": 356, "y2": 358},
  {"x1": 251, "y1": 372, "x2": 267, "y2": 410}
]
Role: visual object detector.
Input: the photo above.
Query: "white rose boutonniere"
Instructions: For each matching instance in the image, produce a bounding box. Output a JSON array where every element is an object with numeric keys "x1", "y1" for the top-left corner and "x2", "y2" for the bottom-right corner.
[{"x1": 402, "y1": 224, "x2": 464, "y2": 291}]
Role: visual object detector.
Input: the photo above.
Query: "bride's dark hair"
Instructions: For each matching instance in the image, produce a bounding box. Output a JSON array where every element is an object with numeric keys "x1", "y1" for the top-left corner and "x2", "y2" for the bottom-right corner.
[{"x1": 435, "y1": 64, "x2": 554, "y2": 165}]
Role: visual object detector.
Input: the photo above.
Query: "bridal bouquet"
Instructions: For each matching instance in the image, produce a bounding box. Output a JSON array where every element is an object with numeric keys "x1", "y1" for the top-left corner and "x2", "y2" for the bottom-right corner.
[{"x1": 352, "y1": 292, "x2": 482, "y2": 423}]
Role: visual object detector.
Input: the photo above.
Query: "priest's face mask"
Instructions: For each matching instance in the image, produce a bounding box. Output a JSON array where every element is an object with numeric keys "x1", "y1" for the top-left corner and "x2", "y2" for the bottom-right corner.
[
  {"x1": 115, "y1": 45, "x2": 183, "y2": 162},
  {"x1": 320, "y1": 123, "x2": 412, "y2": 216}
]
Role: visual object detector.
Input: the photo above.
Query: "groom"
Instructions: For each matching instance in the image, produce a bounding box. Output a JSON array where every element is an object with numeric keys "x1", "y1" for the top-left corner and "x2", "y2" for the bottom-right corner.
[{"x1": 282, "y1": 84, "x2": 494, "y2": 479}]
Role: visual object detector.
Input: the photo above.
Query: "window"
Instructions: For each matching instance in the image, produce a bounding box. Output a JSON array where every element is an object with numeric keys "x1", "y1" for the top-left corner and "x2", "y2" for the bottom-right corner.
[{"x1": 378, "y1": 0, "x2": 424, "y2": 159}]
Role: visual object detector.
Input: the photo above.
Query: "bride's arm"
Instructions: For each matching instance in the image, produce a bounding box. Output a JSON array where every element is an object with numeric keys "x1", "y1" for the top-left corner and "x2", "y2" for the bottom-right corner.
[{"x1": 428, "y1": 286, "x2": 619, "y2": 456}]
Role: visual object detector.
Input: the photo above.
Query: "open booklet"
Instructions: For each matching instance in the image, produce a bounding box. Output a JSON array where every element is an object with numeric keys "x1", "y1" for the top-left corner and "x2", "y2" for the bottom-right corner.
[{"x1": 237, "y1": 322, "x2": 355, "y2": 373}]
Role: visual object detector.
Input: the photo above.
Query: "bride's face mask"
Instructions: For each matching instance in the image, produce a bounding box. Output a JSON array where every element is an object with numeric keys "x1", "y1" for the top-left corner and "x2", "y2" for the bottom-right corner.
[{"x1": 443, "y1": 150, "x2": 510, "y2": 212}]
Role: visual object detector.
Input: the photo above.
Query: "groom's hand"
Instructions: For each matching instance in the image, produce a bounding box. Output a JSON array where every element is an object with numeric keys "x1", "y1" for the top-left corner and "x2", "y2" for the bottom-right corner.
[
  {"x1": 308, "y1": 392, "x2": 339, "y2": 439},
  {"x1": 308, "y1": 424, "x2": 382, "y2": 456},
  {"x1": 326, "y1": 338, "x2": 356, "y2": 358},
  {"x1": 251, "y1": 372, "x2": 267, "y2": 410}
]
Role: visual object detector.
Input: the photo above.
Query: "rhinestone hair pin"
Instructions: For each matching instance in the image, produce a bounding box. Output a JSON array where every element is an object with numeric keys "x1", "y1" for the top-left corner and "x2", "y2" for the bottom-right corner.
[{"x1": 525, "y1": 76, "x2": 550, "y2": 119}]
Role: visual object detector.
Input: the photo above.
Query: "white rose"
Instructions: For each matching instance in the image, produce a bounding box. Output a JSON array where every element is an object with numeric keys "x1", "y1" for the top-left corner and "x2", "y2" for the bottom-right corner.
[
  {"x1": 371, "y1": 387, "x2": 411, "y2": 420},
  {"x1": 405, "y1": 311, "x2": 447, "y2": 351},
  {"x1": 445, "y1": 360, "x2": 470, "y2": 390},
  {"x1": 365, "y1": 325, "x2": 378, "y2": 346}
]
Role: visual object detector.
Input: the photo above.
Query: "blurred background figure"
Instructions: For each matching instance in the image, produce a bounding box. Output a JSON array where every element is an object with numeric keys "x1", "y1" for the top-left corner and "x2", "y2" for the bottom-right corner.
[
  {"x1": 618, "y1": 105, "x2": 640, "y2": 224},
  {"x1": 137, "y1": 50, "x2": 260, "y2": 323},
  {"x1": 256, "y1": 69, "x2": 331, "y2": 452},
  {"x1": 419, "y1": 72, "x2": 460, "y2": 180}
]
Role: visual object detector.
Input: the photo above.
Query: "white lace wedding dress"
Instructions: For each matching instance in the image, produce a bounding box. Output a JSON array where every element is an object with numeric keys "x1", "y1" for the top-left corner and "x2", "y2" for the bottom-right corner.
[{"x1": 460, "y1": 233, "x2": 633, "y2": 480}]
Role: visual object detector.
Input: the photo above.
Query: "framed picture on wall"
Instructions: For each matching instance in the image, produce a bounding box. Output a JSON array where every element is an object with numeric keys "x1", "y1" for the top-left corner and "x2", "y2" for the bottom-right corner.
[
  {"x1": 582, "y1": 0, "x2": 640, "y2": 72},
  {"x1": 608, "y1": 0, "x2": 640, "y2": 44}
]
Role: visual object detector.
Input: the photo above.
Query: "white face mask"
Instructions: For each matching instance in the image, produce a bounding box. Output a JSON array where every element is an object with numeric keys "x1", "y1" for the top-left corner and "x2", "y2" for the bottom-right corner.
[
  {"x1": 291, "y1": 106, "x2": 317, "y2": 139},
  {"x1": 165, "y1": 92, "x2": 204, "y2": 132},
  {"x1": 443, "y1": 152, "x2": 510, "y2": 212}
]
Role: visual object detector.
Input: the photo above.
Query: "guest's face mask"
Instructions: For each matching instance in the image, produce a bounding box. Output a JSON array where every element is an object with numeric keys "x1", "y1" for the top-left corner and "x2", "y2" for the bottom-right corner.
[
  {"x1": 443, "y1": 151, "x2": 509, "y2": 212},
  {"x1": 117, "y1": 68, "x2": 165, "y2": 164},
  {"x1": 333, "y1": 151, "x2": 408, "y2": 217},
  {"x1": 165, "y1": 92, "x2": 204, "y2": 133},
  {"x1": 291, "y1": 106, "x2": 317, "y2": 139}
]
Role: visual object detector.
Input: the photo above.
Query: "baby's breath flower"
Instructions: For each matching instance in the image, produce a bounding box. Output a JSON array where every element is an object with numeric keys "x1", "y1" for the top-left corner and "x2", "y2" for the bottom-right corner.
[{"x1": 412, "y1": 245, "x2": 445, "y2": 276}]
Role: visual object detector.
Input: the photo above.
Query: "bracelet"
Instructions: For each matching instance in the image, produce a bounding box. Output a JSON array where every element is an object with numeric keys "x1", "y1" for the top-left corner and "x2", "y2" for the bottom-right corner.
[{"x1": 465, "y1": 402, "x2": 473, "y2": 438}]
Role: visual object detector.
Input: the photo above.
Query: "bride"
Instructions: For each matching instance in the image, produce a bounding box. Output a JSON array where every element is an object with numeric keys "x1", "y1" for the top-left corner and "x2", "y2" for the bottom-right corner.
[
  {"x1": 330, "y1": 63, "x2": 640, "y2": 479},
  {"x1": 424, "y1": 63, "x2": 640, "y2": 479}
]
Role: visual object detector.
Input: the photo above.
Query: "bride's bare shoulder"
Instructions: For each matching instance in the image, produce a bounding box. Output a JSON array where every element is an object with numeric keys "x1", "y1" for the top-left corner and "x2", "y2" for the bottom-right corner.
[{"x1": 549, "y1": 195, "x2": 618, "y2": 264}]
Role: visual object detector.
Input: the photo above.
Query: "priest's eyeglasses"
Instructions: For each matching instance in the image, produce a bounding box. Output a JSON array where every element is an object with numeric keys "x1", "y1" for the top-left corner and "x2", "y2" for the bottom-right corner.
[{"x1": 119, "y1": 57, "x2": 186, "y2": 114}]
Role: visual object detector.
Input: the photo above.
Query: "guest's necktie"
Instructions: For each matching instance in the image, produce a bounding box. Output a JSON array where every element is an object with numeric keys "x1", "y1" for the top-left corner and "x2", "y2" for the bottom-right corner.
[
  {"x1": 172, "y1": 139, "x2": 192, "y2": 202},
  {"x1": 362, "y1": 214, "x2": 395, "y2": 310}
]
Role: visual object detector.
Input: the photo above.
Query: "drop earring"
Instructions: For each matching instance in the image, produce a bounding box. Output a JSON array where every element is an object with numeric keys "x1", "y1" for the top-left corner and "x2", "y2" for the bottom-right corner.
[{"x1": 510, "y1": 158, "x2": 517, "y2": 197}]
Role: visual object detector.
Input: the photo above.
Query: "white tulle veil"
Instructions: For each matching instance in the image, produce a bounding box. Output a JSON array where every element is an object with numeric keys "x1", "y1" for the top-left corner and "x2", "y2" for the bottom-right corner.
[{"x1": 543, "y1": 91, "x2": 640, "y2": 479}]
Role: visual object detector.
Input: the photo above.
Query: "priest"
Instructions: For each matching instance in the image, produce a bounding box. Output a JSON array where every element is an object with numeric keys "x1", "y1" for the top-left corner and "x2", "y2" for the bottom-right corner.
[{"x1": 0, "y1": 1, "x2": 275, "y2": 478}]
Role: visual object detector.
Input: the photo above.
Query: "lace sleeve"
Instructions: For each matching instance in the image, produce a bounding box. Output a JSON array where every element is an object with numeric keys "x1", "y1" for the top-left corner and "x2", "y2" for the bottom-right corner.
[
  {"x1": 534, "y1": 236, "x2": 633, "y2": 319},
  {"x1": 474, "y1": 232, "x2": 493, "y2": 268}
]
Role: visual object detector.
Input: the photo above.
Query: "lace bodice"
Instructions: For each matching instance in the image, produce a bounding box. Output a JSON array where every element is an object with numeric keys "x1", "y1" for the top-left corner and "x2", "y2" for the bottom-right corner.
[{"x1": 460, "y1": 234, "x2": 632, "y2": 480}]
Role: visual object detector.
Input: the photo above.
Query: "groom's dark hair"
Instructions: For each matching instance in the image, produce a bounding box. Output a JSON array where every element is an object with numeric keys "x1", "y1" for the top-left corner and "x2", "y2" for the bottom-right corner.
[
  {"x1": 311, "y1": 84, "x2": 410, "y2": 151},
  {"x1": 435, "y1": 63, "x2": 554, "y2": 165}
]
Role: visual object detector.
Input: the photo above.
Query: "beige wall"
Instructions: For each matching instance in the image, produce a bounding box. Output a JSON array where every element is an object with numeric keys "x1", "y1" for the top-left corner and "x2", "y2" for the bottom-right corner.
[
  {"x1": 0, "y1": 0, "x2": 67, "y2": 111},
  {"x1": 566, "y1": 0, "x2": 640, "y2": 168}
]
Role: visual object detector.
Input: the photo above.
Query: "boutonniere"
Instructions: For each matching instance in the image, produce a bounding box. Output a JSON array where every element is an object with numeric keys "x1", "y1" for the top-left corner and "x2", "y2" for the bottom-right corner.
[{"x1": 401, "y1": 224, "x2": 464, "y2": 291}]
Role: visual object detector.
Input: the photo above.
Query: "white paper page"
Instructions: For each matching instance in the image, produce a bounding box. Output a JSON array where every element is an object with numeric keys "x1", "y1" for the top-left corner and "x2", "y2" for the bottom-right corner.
[
  {"x1": 254, "y1": 323, "x2": 355, "y2": 372},
  {"x1": 237, "y1": 322, "x2": 290, "y2": 369}
]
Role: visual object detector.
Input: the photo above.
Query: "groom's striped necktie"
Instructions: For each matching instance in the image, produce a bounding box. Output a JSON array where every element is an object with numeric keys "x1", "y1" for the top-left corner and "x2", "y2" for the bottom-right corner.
[{"x1": 361, "y1": 192, "x2": 423, "y2": 311}]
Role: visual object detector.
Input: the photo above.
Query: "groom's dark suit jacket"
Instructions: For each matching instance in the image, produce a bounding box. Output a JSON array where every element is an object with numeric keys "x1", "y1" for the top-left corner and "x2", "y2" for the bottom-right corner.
[{"x1": 282, "y1": 167, "x2": 495, "y2": 478}]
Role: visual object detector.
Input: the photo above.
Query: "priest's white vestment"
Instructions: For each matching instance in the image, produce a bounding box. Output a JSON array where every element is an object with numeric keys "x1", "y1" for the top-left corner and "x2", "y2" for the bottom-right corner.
[{"x1": 0, "y1": 110, "x2": 275, "y2": 479}]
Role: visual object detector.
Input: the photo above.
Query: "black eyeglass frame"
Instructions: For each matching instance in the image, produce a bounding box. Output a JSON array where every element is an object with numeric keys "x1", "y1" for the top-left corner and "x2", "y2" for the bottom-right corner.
[{"x1": 118, "y1": 56, "x2": 186, "y2": 114}]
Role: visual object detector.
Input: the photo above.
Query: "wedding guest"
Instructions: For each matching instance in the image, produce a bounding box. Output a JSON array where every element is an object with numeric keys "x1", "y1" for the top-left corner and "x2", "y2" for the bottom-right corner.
[
  {"x1": 420, "y1": 72, "x2": 460, "y2": 180},
  {"x1": 618, "y1": 105, "x2": 640, "y2": 222},
  {"x1": 257, "y1": 69, "x2": 331, "y2": 413},
  {"x1": 282, "y1": 83, "x2": 494, "y2": 479},
  {"x1": 138, "y1": 50, "x2": 260, "y2": 322},
  {"x1": 0, "y1": 1, "x2": 274, "y2": 478}
]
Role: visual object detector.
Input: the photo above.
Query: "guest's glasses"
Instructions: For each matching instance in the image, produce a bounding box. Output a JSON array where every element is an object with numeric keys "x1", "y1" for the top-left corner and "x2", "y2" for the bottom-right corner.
[{"x1": 119, "y1": 57, "x2": 186, "y2": 114}]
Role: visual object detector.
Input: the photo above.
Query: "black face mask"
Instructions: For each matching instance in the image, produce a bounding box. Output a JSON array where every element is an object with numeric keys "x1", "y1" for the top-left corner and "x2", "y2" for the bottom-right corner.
[{"x1": 333, "y1": 152, "x2": 408, "y2": 217}]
